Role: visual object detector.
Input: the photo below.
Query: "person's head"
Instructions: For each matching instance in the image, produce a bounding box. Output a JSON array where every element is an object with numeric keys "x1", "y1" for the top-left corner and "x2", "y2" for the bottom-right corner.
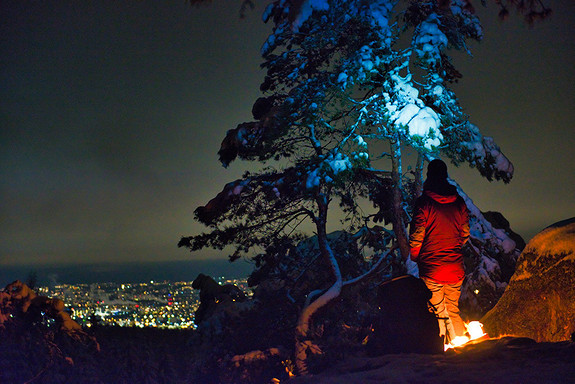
[{"x1": 426, "y1": 159, "x2": 448, "y2": 182}]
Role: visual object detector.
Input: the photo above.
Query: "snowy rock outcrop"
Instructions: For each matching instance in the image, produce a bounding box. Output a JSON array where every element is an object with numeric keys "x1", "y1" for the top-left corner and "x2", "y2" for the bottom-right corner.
[
  {"x1": 481, "y1": 218, "x2": 575, "y2": 342},
  {"x1": 456, "y1": 187, "x2": 524, "y2": 319},
  {"x1": 1, "y1": 280, "x2": 83, "y2": 334}
]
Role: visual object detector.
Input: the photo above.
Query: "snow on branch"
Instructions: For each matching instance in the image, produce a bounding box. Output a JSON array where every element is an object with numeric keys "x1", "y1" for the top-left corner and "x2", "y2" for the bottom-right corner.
[
  {"x1": 305, "y1": 151, "x2": 353, "y2": 189},
  {"x1": 382, "y1": 65, "x2": 444, "y2": 151},
  {"x1": 462, "y1": 123, "x2": 514, "y2": 182},
  {"x1": 413, "y1": 13, "x2": 448, "y2": 67},
  {"x1": 343, "y1": 248, "x2": 394, "y2": 287},
  {"x1": 292, "y1": 0, "x2": 329, "y2": 32}
]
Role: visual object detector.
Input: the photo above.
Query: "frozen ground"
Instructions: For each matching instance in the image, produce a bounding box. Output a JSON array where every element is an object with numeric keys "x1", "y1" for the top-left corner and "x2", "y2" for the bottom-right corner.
[{"x1": 291, "y1": 337, "x2": 575, "y2": 384}]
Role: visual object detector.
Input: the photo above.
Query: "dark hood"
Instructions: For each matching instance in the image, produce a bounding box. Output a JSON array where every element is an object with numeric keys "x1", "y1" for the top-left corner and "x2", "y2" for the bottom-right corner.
[{"x1": 423, "y1": 179, "x2": 458, "y2": 201}]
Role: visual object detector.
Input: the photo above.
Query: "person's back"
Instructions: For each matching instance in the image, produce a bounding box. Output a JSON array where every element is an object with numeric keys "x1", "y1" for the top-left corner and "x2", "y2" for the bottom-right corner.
[
  {"x1": 409, "y1": 159, "x2": 470, "y2": 345},
  {"x1": 411, "y1": 185, "x2": 468, "y2": 284}
]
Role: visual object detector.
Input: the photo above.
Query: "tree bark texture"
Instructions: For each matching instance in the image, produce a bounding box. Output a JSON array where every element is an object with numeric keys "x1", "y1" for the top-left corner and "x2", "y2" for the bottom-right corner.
[
  {"x1": 390, "y1": 138, "x2": 410, "y2": 261},
  {"x1": 294, "y1": 194, "x2": 343, "y2": 375}
]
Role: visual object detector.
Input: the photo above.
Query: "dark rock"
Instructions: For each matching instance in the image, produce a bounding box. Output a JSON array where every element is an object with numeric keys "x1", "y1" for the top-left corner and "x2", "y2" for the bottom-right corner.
[
  {"x1": 191, "y1": 273, "x2": 246, "y2": 325},
  {"x1": 459, "y1": 209, "x2": 523, "y2": 319},
  {"x1": 482, "y1": 211, "x2": 526, "y2": 251},
  {"x1": 481, "y1": 218, "x2": 575, "y2": 342}
]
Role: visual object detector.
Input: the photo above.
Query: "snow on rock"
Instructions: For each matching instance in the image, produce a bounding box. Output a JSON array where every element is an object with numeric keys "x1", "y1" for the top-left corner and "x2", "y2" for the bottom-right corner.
[
  {"x1": 1, "y1": 280, "x2": 90, "y2": 338},
  {"x1": 231, "y1": 347, "x2": 287, "y2": 367},
  {"x1": 482, "y1": 218, "x2": 575, "y2": 342},
  {"x1": 519, "y1": 218, "x2": 575, "y2": 262},
  {"x1": 452, "y1": 182, "x2": 523, "y2": 319},
  {"x1": 510, "y1": 217, "x2": 575, "y2": 282}
]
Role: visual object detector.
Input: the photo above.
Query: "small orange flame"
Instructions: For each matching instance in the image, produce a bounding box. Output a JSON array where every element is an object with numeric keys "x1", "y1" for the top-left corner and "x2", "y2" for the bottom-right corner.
[
  {"x1": 445, "y1": 335, "x2": 470, "y2": 350},
  {"x1": 444, "y1": 321, "x2": 487, "y2": 350},
  {"x1": 466, "y1": 321, "x2": 486, "y2": 340}
]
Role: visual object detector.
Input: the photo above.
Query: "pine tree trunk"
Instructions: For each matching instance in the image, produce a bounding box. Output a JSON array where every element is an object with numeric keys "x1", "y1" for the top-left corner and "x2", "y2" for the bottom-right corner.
[
  {"x1": 294, "y1": 194, "x2": 343, "y2": 375},
  {"x1": 414, "y1": 153, "x2": 424, "y2": 199},
  {"x1": 390, "y1": 137, "x2": 410, "y2": 261}
]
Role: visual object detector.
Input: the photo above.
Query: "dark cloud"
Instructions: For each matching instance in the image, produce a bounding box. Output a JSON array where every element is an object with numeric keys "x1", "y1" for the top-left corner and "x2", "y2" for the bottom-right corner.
[{"x1": 1, "y1": 0, "x2": 574, "y2": 273}]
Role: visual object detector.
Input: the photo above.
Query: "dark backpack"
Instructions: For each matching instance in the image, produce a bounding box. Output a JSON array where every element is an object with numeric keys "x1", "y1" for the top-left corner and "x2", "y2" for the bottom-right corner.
[{"x1": 367, "y1": 275, "x2": 443, "y2": 355}]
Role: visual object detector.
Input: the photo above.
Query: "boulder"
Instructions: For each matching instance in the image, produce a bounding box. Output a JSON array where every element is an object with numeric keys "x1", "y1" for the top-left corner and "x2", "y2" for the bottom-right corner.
[
  {"x1": 481, "y1": 218, "x2": 575, "y2": 342},
  {"x1": 482, "y1": 211, "x2": 526, "y2": 251},
  {"x1": 191, "y1": 273, "x2": 247, "y2": 325}
]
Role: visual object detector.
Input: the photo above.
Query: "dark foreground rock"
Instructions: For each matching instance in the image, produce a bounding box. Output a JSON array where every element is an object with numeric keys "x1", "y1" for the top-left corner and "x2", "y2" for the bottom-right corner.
[{"x1": 481, "y1": 217, "x2": 575, "y2": 342}]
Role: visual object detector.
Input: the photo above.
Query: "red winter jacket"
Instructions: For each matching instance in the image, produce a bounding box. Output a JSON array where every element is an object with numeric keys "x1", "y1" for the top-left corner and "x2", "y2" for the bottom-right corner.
[{"x1": 409, "y1": 187, "x2": 470, "y2": 284}]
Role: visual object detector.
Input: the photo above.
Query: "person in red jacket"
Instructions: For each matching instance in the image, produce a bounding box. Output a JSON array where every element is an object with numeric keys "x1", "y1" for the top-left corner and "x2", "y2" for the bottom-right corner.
[{"x1": 409, "y1": 159, "x2": 470, "y2": 346}]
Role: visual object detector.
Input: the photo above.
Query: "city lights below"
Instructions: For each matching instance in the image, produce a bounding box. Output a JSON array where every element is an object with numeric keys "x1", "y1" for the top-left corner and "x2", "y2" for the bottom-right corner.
[{"x1": 41, "y1": 277, "x2": 250, "y2": 329}]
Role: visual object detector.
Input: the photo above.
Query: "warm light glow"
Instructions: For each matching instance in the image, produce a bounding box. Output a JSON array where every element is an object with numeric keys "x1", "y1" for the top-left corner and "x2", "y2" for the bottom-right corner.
[
  {"x1": 445, "y1": 321, "x2": 487, "y2": 350},
  {"x1": 466, "y1": 321, "x2": 486, "y2": 340},
  {"x1": 445, "y1": 336, "x2": 470, "y2": 350}
]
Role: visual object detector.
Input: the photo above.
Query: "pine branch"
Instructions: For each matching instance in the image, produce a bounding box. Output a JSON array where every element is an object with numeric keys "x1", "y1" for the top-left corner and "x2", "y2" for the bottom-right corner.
[{"x1": 343, "y1": 247, "x2": 395, "y2": 287}]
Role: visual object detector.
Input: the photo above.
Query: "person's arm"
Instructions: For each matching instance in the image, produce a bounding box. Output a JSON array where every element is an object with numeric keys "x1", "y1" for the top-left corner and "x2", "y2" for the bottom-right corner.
[
  {"x1": 460, "y1": 201, "x2": 470, "y2": 246},
  {"x1": 409, "y1": 199, "x2": 427, "y2": 262}
]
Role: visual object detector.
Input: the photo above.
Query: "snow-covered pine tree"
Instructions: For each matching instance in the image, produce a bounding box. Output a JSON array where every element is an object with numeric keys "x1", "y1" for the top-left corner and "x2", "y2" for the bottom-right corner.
[
  {"x1": 188, "y1": 0, "x2": 552, "y2": 24},
  {"x1": 180, "y1": 0, "x2": 549, "y2": 375}
]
